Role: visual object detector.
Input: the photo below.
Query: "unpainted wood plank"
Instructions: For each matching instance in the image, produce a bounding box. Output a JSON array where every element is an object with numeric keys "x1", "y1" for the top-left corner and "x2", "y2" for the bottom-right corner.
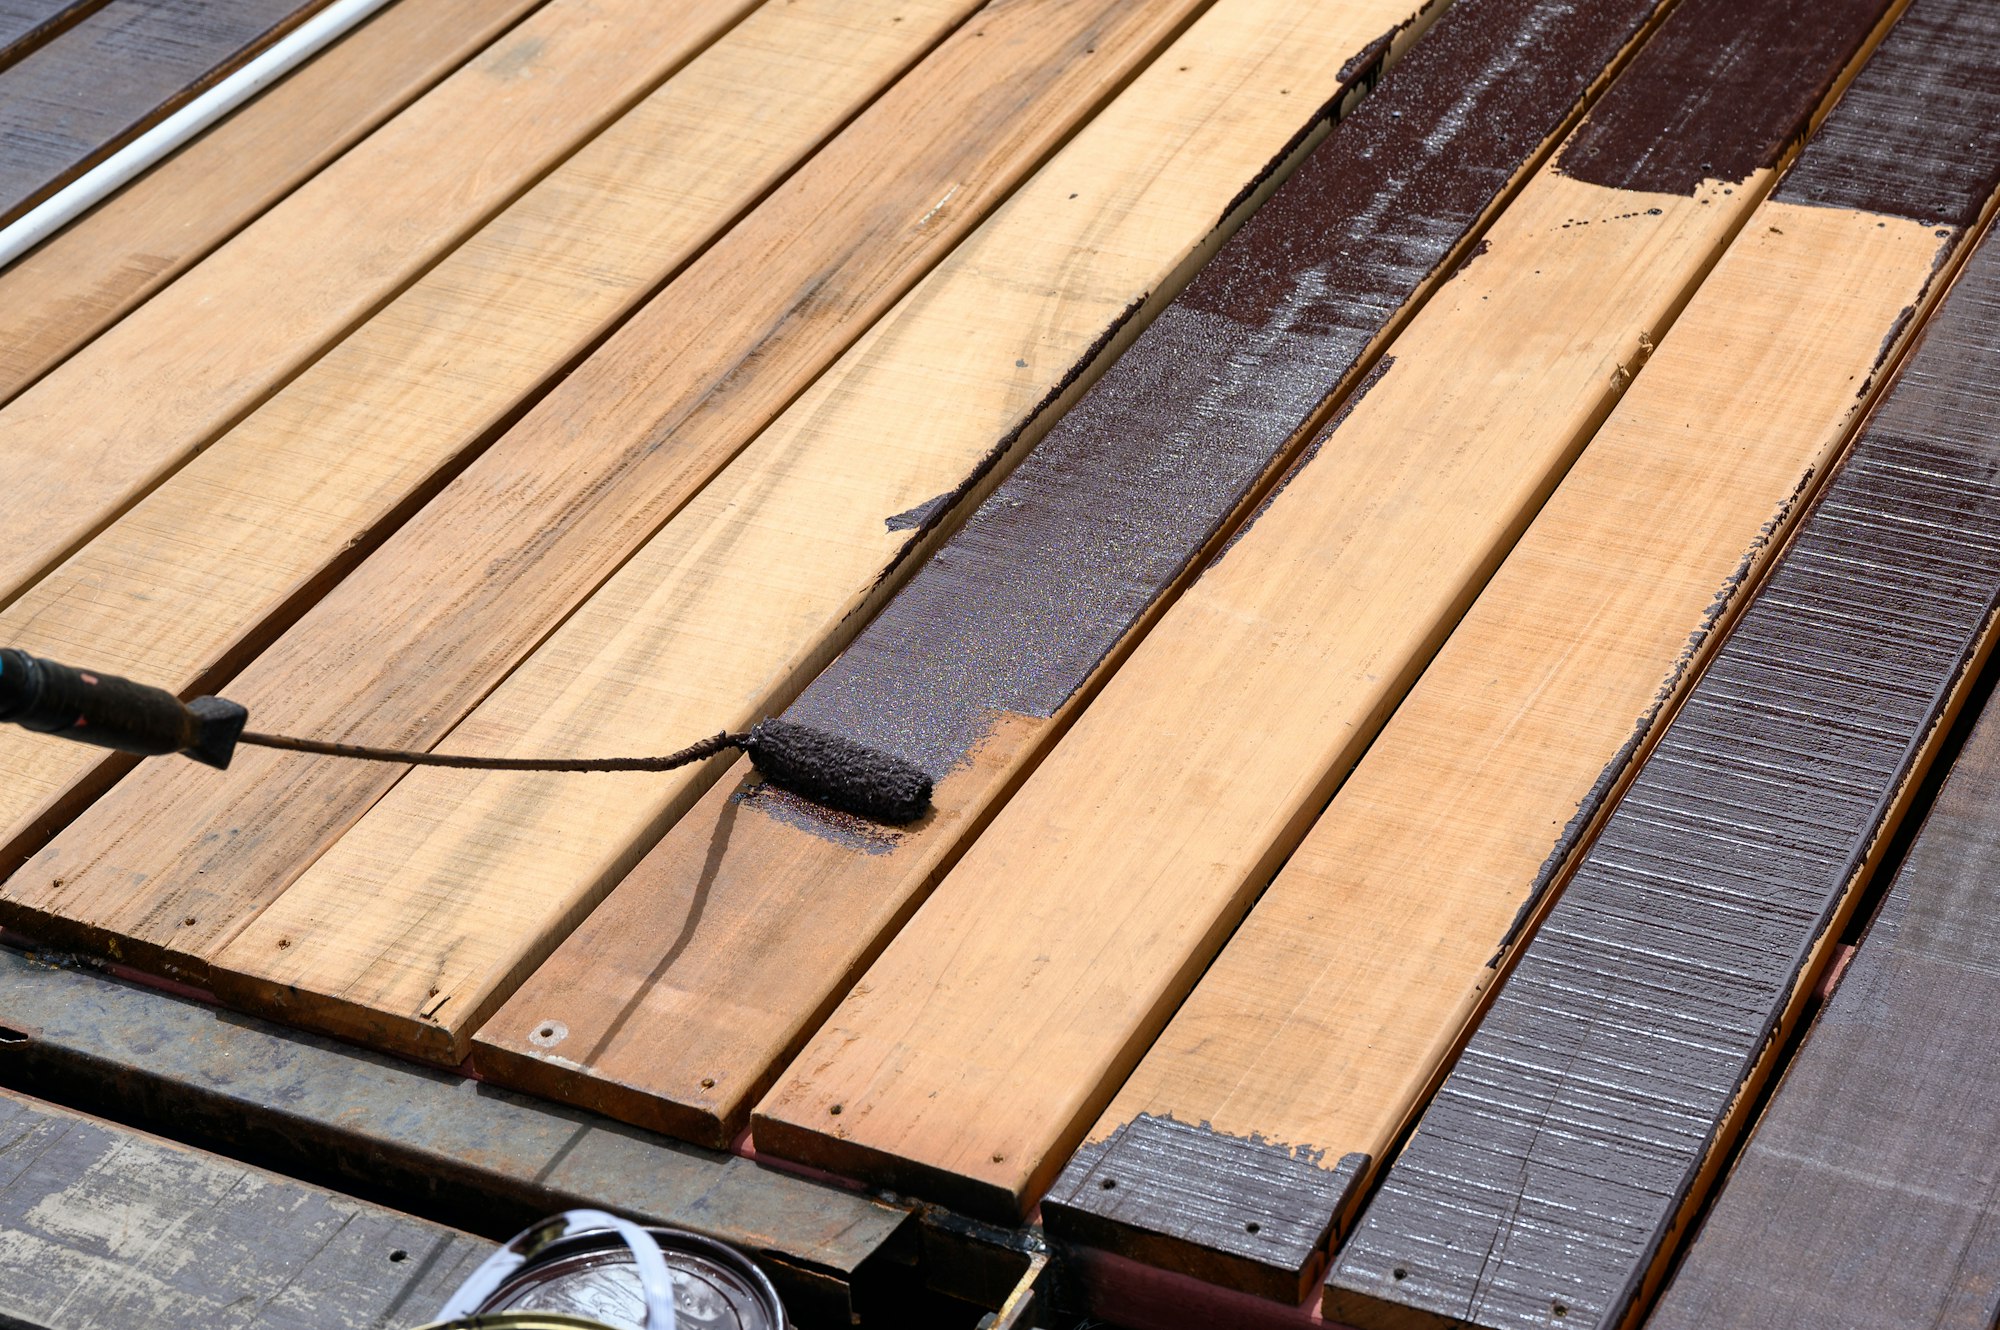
[
  {"x1": 1325, "y1": 195, "x2": 2000, "y2": 1330},
  {"x1": 1647, "y1": 658, "x2": 2000, "y2": 1329},
  {"x1": 1052, "y1": 0, "x2": 2000, "y2": 1300},
  {"x1": 0, "y1": 0, "x2": 549, "y2": 408},
  {"x1": 0, "y1": 0, "x2": 976, "y2": 885},
  {"x1": 0, "y1": 0, "x2": 103, "y2": 73},
  {"x1": 748, "y1": 0, "x2": 1903, "y2": 1224},
  {"x1": 209, "y1": 0, "x2": 1437, "y2": 1070},
  {"x1": 474, "y1": 0, "x2": 1682, "y2": 1155},
  {"x1": 0, "y1": 0, "x2": 336, "y2": 225},
  {"x1": 0, "y1": 0, "x2": 764, "y2": 608},
  {"x1": 1, "y1": 0, "x2": 1219, "y2": 996},
  {"x1": 0, "y1": 1088, "x2": 489, "y2": 1330}
]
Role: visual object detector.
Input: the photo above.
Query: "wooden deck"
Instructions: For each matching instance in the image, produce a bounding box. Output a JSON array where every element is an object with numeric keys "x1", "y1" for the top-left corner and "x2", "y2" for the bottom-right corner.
[{"x1": 4, "y1": 0, "x2": 2000, "y2": 1325}]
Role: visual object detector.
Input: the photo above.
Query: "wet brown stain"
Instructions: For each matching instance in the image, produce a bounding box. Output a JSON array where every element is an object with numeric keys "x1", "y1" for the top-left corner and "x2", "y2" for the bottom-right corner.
[
  {"x1": 1555, "y1": 0, "x2": 1887, "y2": 195},
  {"x1": 785, "y1": 0, "x2": 1680, "y2": 783}
]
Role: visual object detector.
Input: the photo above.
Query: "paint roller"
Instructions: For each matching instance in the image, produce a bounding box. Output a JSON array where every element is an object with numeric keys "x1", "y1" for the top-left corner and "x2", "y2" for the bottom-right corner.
[{"x1": 0, "y1": 647, "x2": 931, "y2": 824}]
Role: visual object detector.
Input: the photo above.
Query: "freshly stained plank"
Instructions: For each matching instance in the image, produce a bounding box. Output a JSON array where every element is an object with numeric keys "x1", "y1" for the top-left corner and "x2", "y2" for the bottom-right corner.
[
  {"x1": 0, "y1": 948, "x2": 908, "y2": 1320},
  {"x1": 0, "y1": 0, "x2": 976, "y2": 880},
  {"x1": 0, "y1": 0, "x2": 764, "y2": 605},
  {"x1": 0, "y1": 0, "x2": 101, "y2": 73},
  {"x1": 0, "y1": 0, "x2": 335, "y2": 225},
  {"x1": 0, "y1": 0, "x2": 548, "y2": 407},
  {"x1": 750, "y1": 0, "x2": 1901, "y2": 1223},
  {"x1": 212, "y1": 0, "x2": 1435, "y2": 1068},
  {"x1": 3, "y1": 0, "x2": 1219, "y2": 995},
  {"x1": 0, "y1": 1089, "x2": 489, "y2": 1330},
  {"x1": 477, "y1": 0, "x2": 1683, "y2": 1149},
  {"x1": 1325, "y1": 215, "x2": 2000, "y2": 1330},
  {"x1": 1648, "y1": 670, "x2": 2000, "y2": 1328},
  {"x1": 1048, "y1": 0, "x2": 2000, "y2": 1302}
]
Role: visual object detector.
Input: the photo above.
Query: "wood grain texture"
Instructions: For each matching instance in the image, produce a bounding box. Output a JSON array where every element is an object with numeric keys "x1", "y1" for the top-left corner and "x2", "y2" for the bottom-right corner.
[
  {"x1": 0, "y1": 0, "x2": 101, "y2": 73},
  {"x1": 749, "y1": 0, "x2": 1899, "y2": 1224},
  {"x1": 0, "y1": 0, "x2": 335, "y2": 225},
  {"x1": 474, "y1": 0, "x2": 1680, "y2": 1154},
  {"x1": 214, "y1": 0, "x2": 1431, "y2": 1068},
  {"x1": 0, "y1": 0, "x2": 975, "y2": 893},
  {"x1": 1, "y1": 0, "x2": 1212, "y2": 994},
  {"x1": 0, "y1": 1089, "x2": 488, "y2": 1330},
  {"x1": 1326, "y1": 219, "x2": 2000, "y2": 1330},
  {"x1": 0, "y1": 0, "x2": 762, "y2": 610},
  {"x1": 0, "y1": 0, "x2": 548, "y2": 408},
  {"x1": 0, "y1": 947, "x2": 908, "y2": 1319},
  {"x1": 1647, "y1": 685, "x2": 2000, "y2": 1329},
  {"x1": 1061, "y1": 0, "x2": 2000, "y2": 1300}
]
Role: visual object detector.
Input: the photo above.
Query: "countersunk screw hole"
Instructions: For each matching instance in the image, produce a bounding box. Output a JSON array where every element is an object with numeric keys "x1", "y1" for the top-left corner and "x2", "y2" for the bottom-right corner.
[
  {"x1": 182, "y1": 916, "x2": 197, "y2": 927},
  {"x1": 1392, "y1": 1267, "x2": 1408, "y2": 1281},
  {"x1": 1099, "y1": 1177, "x2": 1117, "y2": 1190},
  {"x1": 1554, "y1": 1304, "x2": 1568, "y2": 1318},
  {"x1": 1245, "y1": 1222, "x2": 1261, "y2": 1234},
  {"x1": 700, "y1": 1077, "x2": 715, "y2": 1089},
  {"x1": 389, "y1": 1250, "x2": 408, "y2": 1263},
  {"x1": 828, "y1": 1104, "x2": 842, "y2": 1116}
]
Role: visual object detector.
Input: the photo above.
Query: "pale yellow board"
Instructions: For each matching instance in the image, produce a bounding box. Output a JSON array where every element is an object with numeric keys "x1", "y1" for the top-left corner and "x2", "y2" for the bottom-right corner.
[
  {"x1": 0, "y1": 0, "x2": 973, "y2": 861},
  {"x1": 0, "y1": 0, "x2": 547, "y2": 409},
  {"x1": 1087, "y1": 202, "x2": 1960, "y2": 1179},
  {"x1": 205, "y1": 0, "x2": 1432, "y2": 1061},
  {"x1": 750, "y1": 162, "x2": 1803, "y2": 1217},
  {"x1": 0, "y1": 0, "x2": 759, "y2": 605}
]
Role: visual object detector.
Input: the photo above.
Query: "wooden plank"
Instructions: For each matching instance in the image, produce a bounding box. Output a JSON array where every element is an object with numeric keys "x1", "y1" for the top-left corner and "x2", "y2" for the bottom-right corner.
[
  {"x1": 1045, "y1": 0, "x2": 2000, "y2": 1302},
  {"x1": 0, "y1": 946, "x2": 908, "y2": 1323},
  {"x1": 0, "y1": 0, "x2": 977, "y2": 889},
  {"x1": 1324, "y1": 203, "x2": 2000, "y2": 1330},
  {"x1": 475, "y1": 0, "x2": 1684, "y2": 1153},
  {"x1": 212, "y1": 0, "x2": 1442, "y2": 1071},
  {"x1": 1645, "y1": 684, "x2": 2000, "y2": 1328},
  {"x1": 0, "y1": 0, "x2": 336, "y2": 226},
  {"x1": 748, "y1": 0, "x2": 1902, "y2": 1224},
  {"x1": 0, "y1": 1088, "x2": 490, "y2": 1330},
  {"x1": 0, "y1": 0, "x2": 548, "y2": 408},
  {"x1": 0, "y1": 0, "x2": 1219, "y2": 1002},
  {"x1": 0, "y1": 0, "x2": 102, "y2": 73},
  {"x1": 0, "y1": 0, "x2": 764, "y2": 608}
]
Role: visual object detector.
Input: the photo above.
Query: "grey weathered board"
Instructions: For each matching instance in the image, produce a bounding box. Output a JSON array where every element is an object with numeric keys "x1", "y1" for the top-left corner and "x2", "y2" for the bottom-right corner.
[
  {"x1": 0, "y1": 1087, "x2": 491, "y2": 1330},
  {"x1": 1646, "y1": 655, "x2": 2000, "y2": 1325},
  {"x1": 0, "y1": 0, "x2": 100, "y2": 72},
  {"x1": 0, "y1": 945, "x2": 908, "y2": 1327},
  {"x1": 1325, "y1": 188, "x2": 2000, "y2": 1330},
  {"x1": 0, "y1": 0, "x2": 333, "y2": 225}
]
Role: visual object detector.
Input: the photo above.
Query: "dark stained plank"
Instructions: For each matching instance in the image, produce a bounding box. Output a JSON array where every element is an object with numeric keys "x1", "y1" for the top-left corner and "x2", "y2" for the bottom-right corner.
[
  {"x1": 0, "y1": 1087, "x2": 490, "y2": 1330},
  {"x1": 0, "y1": 0, "x2": 103, "y2": 73},
  {"x1": 0, "y1": 944, "x2": 907, "y2": 1325},
  {"x1": 1326, "y1": 213, "x2": 2000, "y2": 1329},
  {"x1": 481, "y1": 0, "x2": 1685, "y2": 1159},
  {"x1": 1647, "y1": 657, "x2": 2000, "y2": 1318},
  {"x1": 0, "y1": 0, "x2": 334, "y2": 226}
]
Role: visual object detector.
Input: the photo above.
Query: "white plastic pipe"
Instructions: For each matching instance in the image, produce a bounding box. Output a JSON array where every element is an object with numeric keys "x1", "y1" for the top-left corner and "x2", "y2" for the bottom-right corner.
[{"x1": 0, "y1": 0, "x2": 398, "y2": 270}]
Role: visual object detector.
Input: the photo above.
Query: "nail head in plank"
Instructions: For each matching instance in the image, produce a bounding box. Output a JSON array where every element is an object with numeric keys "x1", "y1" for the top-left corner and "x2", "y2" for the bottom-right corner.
[
  {"x1": 473, "y1": 0, "x2": 1679, "y2": 1154},
  {"x1": 0, "y1": 0, "x2": 546, "y2": 408},
  {"x1": 1647, "y1": 686, "x2": 2000, "y2": 1329},
  {"x1": 749, "y1": 0, "x2": 1897, "y2": 1225},
  {"x1": 1327, "y1": 213, "x2": 2000, "y2": 1330},
  {"x1": 0, "y1": 0, "x2": 765, "y2": 609},
  {"x1": 0, "y1": 1085, "x2": 491, "y2": 1330},
  {"x1": 1059, "y1": 0, "x2": 2000, "y2": 1298},
  {"x1": 0, "y1": 0, "x2": 337, "y2": 225}
]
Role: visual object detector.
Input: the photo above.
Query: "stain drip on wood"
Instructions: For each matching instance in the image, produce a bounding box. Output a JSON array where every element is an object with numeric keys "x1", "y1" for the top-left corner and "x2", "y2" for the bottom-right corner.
[
  {"x1": 1327, "y1": 228, "x2": 2000, "y2": 1330},
  {"x1": 784, "y1": 0, "x2": 1678, "y2": 787}
]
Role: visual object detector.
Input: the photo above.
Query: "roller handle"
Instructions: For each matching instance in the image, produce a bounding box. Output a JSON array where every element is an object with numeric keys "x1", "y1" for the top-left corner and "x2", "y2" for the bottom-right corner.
[{"x1": 0, "y1": 649, "x2": 246, "y2": 769}]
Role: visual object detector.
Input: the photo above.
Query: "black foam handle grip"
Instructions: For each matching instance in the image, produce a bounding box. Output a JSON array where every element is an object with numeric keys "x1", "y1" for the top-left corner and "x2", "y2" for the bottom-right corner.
[{"x1": 0, "y1": 648, "x2": 199, "y2": 758}]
